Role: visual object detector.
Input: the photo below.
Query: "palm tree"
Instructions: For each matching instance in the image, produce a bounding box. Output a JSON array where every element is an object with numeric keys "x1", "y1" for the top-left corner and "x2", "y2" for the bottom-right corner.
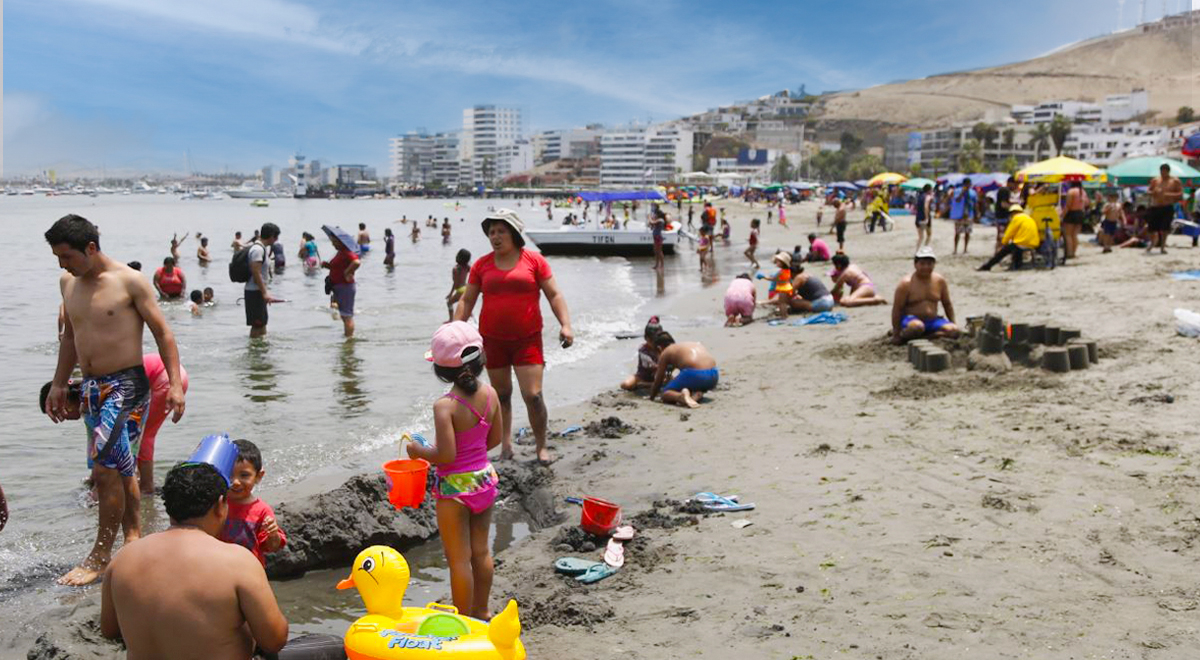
[
  {"x1": 930, "y1": 158, "x2": 943, "y2": 179},
  {"x1": 1049, "y1": 115, "x2": 1073, "y2": 156},
  {"x1": 1029, "y1": 123, "x2": 1052, "y2": 161},
  {"x1": 1002, "y1": 128, "x2": 1016, "y2": 149}
]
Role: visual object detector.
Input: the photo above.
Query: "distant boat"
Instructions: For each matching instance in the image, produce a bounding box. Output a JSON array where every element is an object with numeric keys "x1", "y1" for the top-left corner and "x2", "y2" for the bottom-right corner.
[
  {"x1": 251, "y1": 199, "x2": 269, "y2": 207},
  {"x1": 226, "y1": 187, "x2": 278, "y2": 199}
]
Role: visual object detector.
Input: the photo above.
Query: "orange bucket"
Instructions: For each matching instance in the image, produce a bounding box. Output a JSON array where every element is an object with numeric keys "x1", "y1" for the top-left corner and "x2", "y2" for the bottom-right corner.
[
  {"x1": 383, "y1": 459, "x2": 430, "y2": 509},
  {"x1": 580, "y1": 496, "x2": 621, "y2": 536}
]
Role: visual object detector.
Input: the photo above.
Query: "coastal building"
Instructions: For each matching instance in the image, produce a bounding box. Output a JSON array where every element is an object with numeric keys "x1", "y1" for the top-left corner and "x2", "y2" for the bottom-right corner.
[
  {"x1": 532, "y1": 127, "x2": 602, "y2": 165},
  {"x1": 599, "y1": 124, "x2": 694, "y2": 187},
  {"x1": 259, "y1": 166, "x2": 273, "y2": 189},
  {"x1": 289, "y1": 154, "x2": 307, "y2": 197},
  {"x1": 430, "y1": 132, "x2": 462, "y2": 189},
  {"x1": 461, "y1": 105, "x2": 523, "y2": 186},
  {"x1": 884, "y1": 123, "x2": 1042, "y2": 174},
  {"x1": 1023, "y1": 91, "x2": 1148, "y2": 124},
  {"x1": 389, "y1": 132, "x2": 435, "y2": 185},
  {"x1": 495, "y1": 139, "x2": 534, "y2": 182},
  {"x1": 708, "y1": 148, "x2": 799, "y2": 181}
]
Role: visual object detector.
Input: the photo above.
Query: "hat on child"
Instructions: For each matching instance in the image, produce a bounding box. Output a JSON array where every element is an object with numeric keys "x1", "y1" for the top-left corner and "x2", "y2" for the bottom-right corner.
[
  {"x1": 914, "y1": 246, "x2": 937, "y2": 261},
  {"x1": 428, "y1": 321, "x2": 484, "y2": 367},
  {"x1": 773, "y1": 251, "x2": 792, "y2": 267}
]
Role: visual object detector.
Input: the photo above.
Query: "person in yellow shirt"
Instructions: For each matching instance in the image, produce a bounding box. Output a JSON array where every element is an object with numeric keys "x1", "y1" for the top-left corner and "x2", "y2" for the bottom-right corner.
[
  {"x1": 866, "y1": 191, "x2": 891, "y2": 233},
  {"x1": 977, "y1": 205, "x2": 1040, "y2": 271}
]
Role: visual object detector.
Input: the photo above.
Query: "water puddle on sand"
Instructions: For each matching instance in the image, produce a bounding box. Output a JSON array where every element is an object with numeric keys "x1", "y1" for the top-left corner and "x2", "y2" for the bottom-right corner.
[{"x1": 274, "y1": 508, "x2": 530, "y2": 637}]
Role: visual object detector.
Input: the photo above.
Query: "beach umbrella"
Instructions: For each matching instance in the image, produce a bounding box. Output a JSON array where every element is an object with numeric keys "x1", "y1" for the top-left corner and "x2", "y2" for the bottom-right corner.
[
  {"x1": 827, "y1": 181, "x2": 859, "y2": 191},
  {"x1": 321, "y1": 224, "x2": 359, "y2": 254},
  {"x1": 1182, "y1": 133, "x2": 1200, "y2": 158},
  {"x1": 867, "y1": 172, "x2": 907, "y2": 187},
  {"x1": 1107, "y1": 156, "x2": 1200, "y2": 186},
  {"x1": 1014, "y1": 156, "x2": 1106, "y2": 183},
  {"x1": 900, "y1": 177, "x2": 936, "y2": 190},
  {"x1": 853, "y1": 179, "x2": 870, "y2": 189}
]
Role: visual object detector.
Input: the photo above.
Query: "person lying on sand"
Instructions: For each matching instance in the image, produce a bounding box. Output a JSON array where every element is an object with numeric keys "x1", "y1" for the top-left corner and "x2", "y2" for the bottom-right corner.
[
  {"x1": 649, "y1": 332, "x2": 718, "y2": 409},
  {"x1": 829, "y1": 253, "x2": 887, "y2": 308},
  {"x1": 891, "y1": 246, "x2": 959, "y2": 344}
]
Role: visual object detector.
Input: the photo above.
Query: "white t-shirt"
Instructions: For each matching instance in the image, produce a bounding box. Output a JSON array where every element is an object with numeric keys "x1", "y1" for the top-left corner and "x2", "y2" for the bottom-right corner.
[{"x1": 244, "y1": 243, "x2": 270, "y2": 291}]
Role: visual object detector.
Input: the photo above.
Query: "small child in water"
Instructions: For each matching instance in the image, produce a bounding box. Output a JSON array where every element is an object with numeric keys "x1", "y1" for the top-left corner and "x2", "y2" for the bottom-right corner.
[
  {"x1": 446, "y1": 249, "x2": 471, "y2": 321},
  {"x1": 219, "y1": 439, "x2": 287, "y2": 567},
  {"x1": 621, "y1": 316, "x2": 666, "y2": 391},
  {"x1": 202, "y1": 287, "x2": 215, "y2": 305},
  {"x1": 697, "y1": 226, "x2": 711, "y2": 272},
  {"x1": 405, "y1": 322, "x2": 501, "y2": 620},
  {"x1": 189, "y1": 290, "x2": 203, "y2": 316}
]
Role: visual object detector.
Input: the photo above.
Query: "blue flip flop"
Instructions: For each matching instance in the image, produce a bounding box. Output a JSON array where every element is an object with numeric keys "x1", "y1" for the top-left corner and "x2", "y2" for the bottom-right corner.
[
  {"x1": 575, "y1": 562, "x2": 618, "y2": 584},
  {"x1": 555, "y1": 557, "x2": 602, "y2": 576},
  {"x1": 557, "y1": 425, "x2": 583, "y2": 437},
  {"x1": 694, "y1": 492, "x2": 756, "y2": 512}
]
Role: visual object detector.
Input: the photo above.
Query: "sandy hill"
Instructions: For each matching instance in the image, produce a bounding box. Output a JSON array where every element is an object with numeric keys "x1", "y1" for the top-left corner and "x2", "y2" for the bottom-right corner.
[{"x1": 815, "y1": 16, "x2": 1199, "y2": 130}]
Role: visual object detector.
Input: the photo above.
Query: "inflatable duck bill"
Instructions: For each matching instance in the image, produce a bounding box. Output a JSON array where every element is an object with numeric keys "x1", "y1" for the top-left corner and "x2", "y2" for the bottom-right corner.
[{"x1": 338, "y1": 546, "x2": 526, "y2": 660}]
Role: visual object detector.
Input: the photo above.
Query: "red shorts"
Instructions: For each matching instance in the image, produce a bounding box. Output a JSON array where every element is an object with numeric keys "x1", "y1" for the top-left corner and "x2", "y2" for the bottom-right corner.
[{"x1": 483, "y1": 333, "x2": 544, "y2": 369}]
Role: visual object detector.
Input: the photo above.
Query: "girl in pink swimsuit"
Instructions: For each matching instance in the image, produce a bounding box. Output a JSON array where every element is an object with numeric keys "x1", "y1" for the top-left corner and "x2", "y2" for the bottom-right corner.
[{"x1": 405, "y1": 321, "x2": 502, "y2": 620}]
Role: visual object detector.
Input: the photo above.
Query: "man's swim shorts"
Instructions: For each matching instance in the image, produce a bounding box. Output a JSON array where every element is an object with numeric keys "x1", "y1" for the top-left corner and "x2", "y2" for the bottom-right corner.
[
  {"x1": 663, "y1": 367, "x2": 719, "y2": 393},
  {"x1": 901, "y1": 315, "x2": 952, "y2": 336},
  {"x1": 83, "y1": 366, "x2": 151, "y2": 477}
]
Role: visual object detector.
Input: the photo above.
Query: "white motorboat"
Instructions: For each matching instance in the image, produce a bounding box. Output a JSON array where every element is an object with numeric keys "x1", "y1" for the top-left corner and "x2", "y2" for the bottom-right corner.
[
  {"x1": 525, "y1": 222, "x2": 680, "y2": 257},
  {"x1": 524, "y1": 190, "x2": 679, "y2": 257},
  {"x1": 225, "y1": 187, "x2": 278, "y2": 199}
]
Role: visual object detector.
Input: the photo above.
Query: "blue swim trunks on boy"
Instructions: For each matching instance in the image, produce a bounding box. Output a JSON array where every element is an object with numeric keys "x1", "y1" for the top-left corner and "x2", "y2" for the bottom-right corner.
[
  {"x1": 664, "y1": 368, "x2": 719, "y2": 393},
  {"x1": 82, "y1": 366, "x2": 151, "y2": 477},
  {"x1": 901, "y1": 315, "x2": 951, "y2": 335}
]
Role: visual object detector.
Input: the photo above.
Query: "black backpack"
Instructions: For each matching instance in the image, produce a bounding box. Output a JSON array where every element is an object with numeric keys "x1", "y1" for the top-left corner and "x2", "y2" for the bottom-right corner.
[{"x1": 229, "y1": 243, "x2": 258, "y2": 283}]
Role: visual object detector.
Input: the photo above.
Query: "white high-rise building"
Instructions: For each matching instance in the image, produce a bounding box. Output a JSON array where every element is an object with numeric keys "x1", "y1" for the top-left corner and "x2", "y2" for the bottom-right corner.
[
  {"x1": 462, "y1": 105, "x2": 523, "y2": 186},
  {"x1": 390, "y1": 132, "x2": 435, "y2": 185},
  {"x1": 600, "y1": 124, "x2": 694, "y2": 187}
]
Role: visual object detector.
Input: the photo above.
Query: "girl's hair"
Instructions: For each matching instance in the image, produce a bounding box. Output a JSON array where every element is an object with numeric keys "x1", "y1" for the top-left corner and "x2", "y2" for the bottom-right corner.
[
  {"x1": 751, "y1": 219, "x2": 760, "y2": 227},
  {"x1": 433, "y1": 347, "x2": 486, "y2": 394},
  {"x1": 302, "y1": 232, "x2": 313, "y2": 240},
  {"x1": 384, "y1": 228, "x2": 393, "y2": 237},
  {"x1": 736, "y1": 272, "x2": 751, "y2": 281},
  {"x1": 832, "y1": 253, "x2": 850, "y2": 269},
  {"x1": 456, "y1": 249, "x2": 472, "y2": 265}
]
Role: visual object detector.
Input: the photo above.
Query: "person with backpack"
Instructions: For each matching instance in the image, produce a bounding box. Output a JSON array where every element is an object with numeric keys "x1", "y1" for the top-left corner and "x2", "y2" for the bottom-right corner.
[{"x1": 230, "y1": 223, "x2": 281, "y2": 338}]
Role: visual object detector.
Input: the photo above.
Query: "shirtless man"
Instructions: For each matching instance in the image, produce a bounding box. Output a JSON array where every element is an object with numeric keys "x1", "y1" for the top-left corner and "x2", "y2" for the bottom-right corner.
[
  {"x1": 357, "y1": 223, "x2": 372, "y2": 253},
  {"x1": 44, "y1": 214, "x2": 186, "y2": 586},
  {"x1": 101, "y1": 462, "x2": 288, "y2": 659},
  {"x1": 649, "y1": 332, "x2": 718, "y2": 409},
  {"x1": 231, "y1": 232, "x2": 244, "y2": 252},
  {"x1": 197, "y1": 236, "x2": 212, "y2": 265},
  {"x1": 169, "y1": 232, "x2": 189, "y2": 261},
  {"x1": 832, "y1": 200, "x2": 848, "y2": 251},
  {"x1": 830, "y1": 253, "x2": 887, "y2": 307},
  {"x1": 891, "y1": 246, "x2": 959, "y2": 344},
  {"x1": 1147, "y1": 163, "x2": 1183, "y2": 254},
  {"x1": 1060, "y1": 181, "x2": 1088, "y2": 261}
]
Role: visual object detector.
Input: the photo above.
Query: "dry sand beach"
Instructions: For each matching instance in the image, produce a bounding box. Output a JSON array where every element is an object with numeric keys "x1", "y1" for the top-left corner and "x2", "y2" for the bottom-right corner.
[
  {"x1": 19, "y1": 199, "x2": 1200, "y2": 660},
  {"x1": 485, "y1": 199, "x2": 1200, "y2": 659}
]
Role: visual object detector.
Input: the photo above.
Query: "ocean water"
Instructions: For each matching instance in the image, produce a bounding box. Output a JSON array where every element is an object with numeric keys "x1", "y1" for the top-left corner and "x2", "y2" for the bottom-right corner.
[{"x1": 0, "y1": 193, "x2": 715, "y2": 650}]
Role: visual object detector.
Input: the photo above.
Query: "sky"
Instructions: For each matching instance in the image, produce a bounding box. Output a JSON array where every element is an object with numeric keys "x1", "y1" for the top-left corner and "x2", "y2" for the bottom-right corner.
[{"x1": 3, "y1": 0, "x2": 1196, "y2": 177}]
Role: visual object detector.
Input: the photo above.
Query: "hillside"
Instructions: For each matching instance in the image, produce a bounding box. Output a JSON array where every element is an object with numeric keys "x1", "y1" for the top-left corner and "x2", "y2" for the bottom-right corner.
[{"x1": 814, "y1": 15, "x2": 1200, "y2": 131}]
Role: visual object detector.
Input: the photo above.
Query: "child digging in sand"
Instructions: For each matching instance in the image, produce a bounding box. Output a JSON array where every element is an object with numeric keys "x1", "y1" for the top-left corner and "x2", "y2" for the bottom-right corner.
[
  {"x1": 724, "y1": 274, "x2": 756, "y2": 327},
  {"x1": 649, "y1": 332, "x2": 718, "y2": 409},
  {"x1": 405, "y1": 322, "x2": 501, "y2": 620},
  {"x1": 621, "y1": 316, "x2": 667, "y2": 390}
]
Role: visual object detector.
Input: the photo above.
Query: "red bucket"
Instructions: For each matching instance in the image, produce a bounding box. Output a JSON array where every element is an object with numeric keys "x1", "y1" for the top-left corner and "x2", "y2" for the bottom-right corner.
[
  {"x1": 580, "y1": 497, "x2": 621, "y2": 536},
  {"x1": 383, "y1": 459, "x2": 430, "y2": 509}
]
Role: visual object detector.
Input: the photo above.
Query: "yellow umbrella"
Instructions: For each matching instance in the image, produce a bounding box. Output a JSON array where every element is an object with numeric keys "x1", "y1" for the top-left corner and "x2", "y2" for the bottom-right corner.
[
  {"x1": 867, "y1": 172, "x2": 908, "y2": 187},
  {"x1": 1014, "y1": 156, "x2": 1106, "y2": 183}
]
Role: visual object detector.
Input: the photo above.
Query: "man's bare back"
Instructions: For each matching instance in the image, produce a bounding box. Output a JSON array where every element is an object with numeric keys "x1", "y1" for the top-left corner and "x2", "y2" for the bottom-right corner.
[
  {"x1": 661, "y1": 342, "x2": 716, "y2": 371},
  {"x1": 102, "y1": 528, "x2": 286, "y2": 660},
  {"x1": 60, "y1": 267, "x2": 146, "y2": 376}
]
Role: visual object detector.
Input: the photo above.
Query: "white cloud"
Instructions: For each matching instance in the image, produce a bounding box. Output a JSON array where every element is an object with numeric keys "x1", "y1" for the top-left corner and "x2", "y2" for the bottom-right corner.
[{"x1": 64, "y1": 0, "x2": 367, "y2": 54}]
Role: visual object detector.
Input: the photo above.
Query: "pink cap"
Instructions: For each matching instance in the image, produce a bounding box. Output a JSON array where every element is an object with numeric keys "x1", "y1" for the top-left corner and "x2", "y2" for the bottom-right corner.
[{"x1": 428, "y1": 321, "x2": 484, "y2": 367}]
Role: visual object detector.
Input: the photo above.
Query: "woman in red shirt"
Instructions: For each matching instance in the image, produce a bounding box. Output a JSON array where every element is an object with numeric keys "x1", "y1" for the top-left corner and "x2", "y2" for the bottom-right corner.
[
  {"x1": 322, "y1": 237, "x2": 361, "y2": 337},
  {"x1": 153, "y1": 257, "x2": 186, "y2": 299},
  {"x1": 455, "y1": 210, "x2": 573, "y2": 464}
]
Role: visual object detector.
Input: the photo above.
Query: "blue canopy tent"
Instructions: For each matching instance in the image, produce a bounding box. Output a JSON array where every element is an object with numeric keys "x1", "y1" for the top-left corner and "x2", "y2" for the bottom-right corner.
[
  {"x1": 576, "y1": 190, "x2": 666, "y2": 203},
  {"x1": 827, "y1": 181, "x2": 860, "y2": 191}
]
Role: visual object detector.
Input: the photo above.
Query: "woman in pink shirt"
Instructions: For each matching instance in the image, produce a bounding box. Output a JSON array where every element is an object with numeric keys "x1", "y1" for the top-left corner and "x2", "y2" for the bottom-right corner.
[
  {"x1": 139, "y1": 354, "x2": 189, "y2": 493},
  {"x1": 454, "y1": 210, "x2": 573, "y2": 464}
]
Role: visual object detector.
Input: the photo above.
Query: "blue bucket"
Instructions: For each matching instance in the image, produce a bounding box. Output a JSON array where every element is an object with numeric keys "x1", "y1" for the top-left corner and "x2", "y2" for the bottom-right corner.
[{"x1": 187, "y1": 434, "x2": 238, "y2": 486}]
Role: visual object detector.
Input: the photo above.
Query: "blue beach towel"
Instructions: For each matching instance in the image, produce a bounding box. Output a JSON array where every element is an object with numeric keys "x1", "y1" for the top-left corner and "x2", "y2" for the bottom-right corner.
[
  {"x1": 1172, "y1": 270, "x2": 1200, "y2": 281},
  {"x1": 792, "y1": 312, "x2": 848, "y2": 326}
]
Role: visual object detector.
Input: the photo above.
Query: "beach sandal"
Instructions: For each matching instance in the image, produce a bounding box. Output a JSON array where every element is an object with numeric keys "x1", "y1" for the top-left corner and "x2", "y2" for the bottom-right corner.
[
  {"x1": 557, "y1": 425, "x2": 583, "y2": 437},
  {"x1": 554, "y1": 557, "x2": 602, "y2": 576},
  {"x1": 612, "y1": 525, "x2": 635, "y2": 542},
  {"x1": 575, "y1": 562, "x2": 618, "y2": 584},
  {"x1": 694, "y1": 492, "x2": 756, "y2": 512},
  {"x1": 603, "y1": 538, "x2": 625, "y2": 569}
]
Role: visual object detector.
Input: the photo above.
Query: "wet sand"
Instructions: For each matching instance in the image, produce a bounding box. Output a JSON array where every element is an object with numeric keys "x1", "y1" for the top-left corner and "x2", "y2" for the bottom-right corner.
[{"x1": 489, "y1": 199, "x2": 1200, "y2": 658}]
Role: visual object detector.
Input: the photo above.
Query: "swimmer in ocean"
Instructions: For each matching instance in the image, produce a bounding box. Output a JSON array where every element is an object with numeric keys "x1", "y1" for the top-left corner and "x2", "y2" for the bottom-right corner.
[{"x1": 446, "y1": 248, "x2": 471, "y2": 322}]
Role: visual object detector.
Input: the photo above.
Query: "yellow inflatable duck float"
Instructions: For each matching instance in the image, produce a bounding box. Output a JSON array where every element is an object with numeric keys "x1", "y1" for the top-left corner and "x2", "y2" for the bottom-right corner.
[{"x1": 337, "y1": 546, "x2": 526, "y2": 660}]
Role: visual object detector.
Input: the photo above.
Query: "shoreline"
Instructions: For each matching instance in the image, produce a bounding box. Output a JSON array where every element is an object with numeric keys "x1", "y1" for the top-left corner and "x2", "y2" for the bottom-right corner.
[{"x1": 22, "y1": 197, "x2": 1200, "y2": 658}]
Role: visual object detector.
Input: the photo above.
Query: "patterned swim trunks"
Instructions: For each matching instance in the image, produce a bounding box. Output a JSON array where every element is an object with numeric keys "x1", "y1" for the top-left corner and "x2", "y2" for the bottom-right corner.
[{"x1": 83, "y1": 365, "x2": 151, "y2": 477}]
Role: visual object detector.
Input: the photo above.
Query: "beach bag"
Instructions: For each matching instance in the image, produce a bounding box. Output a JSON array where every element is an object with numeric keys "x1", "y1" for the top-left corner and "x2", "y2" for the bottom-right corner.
[{"x1": 324, "y1": 275, "x2": 334, "y2": 295}]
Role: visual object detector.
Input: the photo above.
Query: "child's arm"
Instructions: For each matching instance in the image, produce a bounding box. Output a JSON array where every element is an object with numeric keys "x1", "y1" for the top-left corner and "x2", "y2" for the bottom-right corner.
[
  {"x1": 258, "y1": 505, "x2": 286, "y2": 554},
  {"x1": 407, "y1": 399, "x2": 458, "y2": 465},
  {"x1": 485, "y1": 388, "x2": 503, "y2": 451}
]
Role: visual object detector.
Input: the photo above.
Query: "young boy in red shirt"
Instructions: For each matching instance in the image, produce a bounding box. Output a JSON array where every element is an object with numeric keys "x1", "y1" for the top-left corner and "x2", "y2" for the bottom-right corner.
[{"x1": 219, "y1": 439, "x2": 286, "y2": 566}]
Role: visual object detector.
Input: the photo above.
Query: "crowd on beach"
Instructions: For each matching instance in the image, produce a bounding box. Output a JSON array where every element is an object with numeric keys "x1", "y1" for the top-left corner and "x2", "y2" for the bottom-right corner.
[{"x1": 6, "y1": 160, "x2": 1194, "y2": 657}]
